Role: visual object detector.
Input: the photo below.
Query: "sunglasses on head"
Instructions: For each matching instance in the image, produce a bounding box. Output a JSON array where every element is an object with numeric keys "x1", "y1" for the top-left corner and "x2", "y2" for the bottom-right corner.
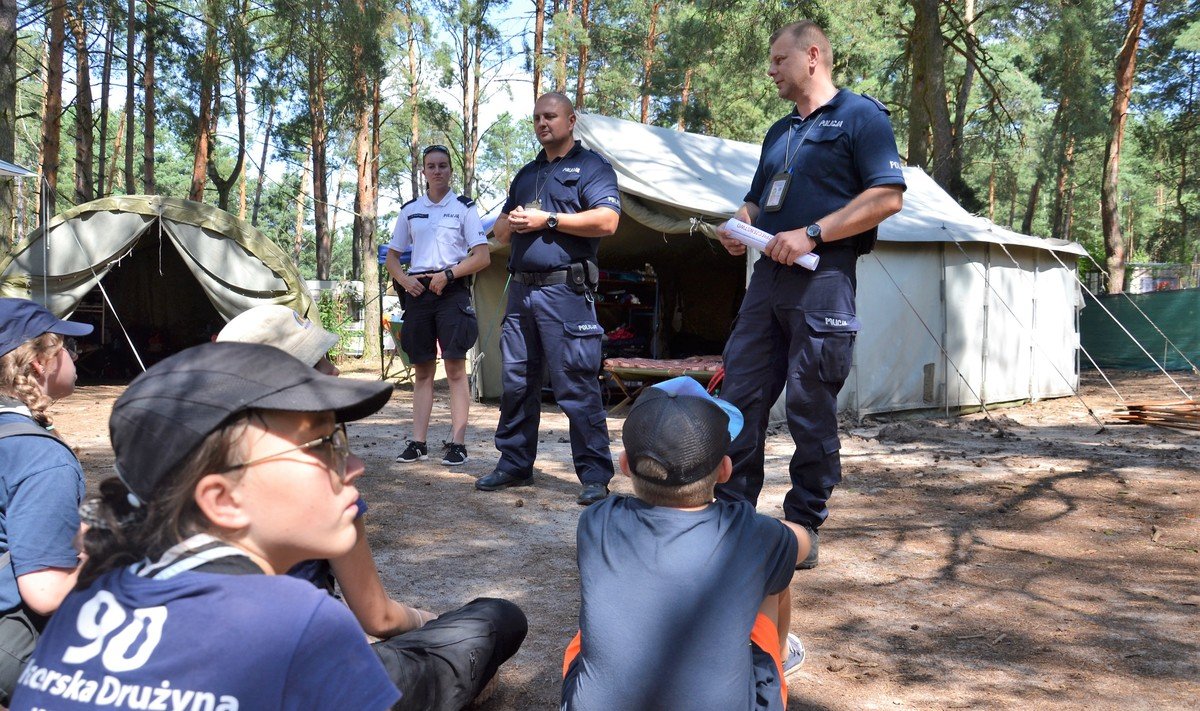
[{"x1": 423, "y1": 144, "x2": 450, "y2": 157}]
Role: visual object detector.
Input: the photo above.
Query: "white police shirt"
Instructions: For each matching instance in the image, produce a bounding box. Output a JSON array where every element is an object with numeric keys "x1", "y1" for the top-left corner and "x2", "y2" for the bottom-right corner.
[{"x1": 387, "y1": 190, "x2": 486, "y2": 273}]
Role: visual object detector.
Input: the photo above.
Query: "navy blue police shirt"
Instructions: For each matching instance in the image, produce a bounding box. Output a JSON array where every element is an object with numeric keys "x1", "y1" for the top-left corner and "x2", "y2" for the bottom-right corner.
[
  {"x1": 502, "y1": 140, "x2": 621, "y2": 272},
  {"x1": 746, "y1": 89, "x2": 906, "y2": 251}
]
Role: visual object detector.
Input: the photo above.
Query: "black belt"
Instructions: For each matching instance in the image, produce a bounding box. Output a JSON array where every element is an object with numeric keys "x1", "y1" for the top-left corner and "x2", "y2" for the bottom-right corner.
[{"x1": 511, "y1": 269, "x2": 569, "y2": 286}]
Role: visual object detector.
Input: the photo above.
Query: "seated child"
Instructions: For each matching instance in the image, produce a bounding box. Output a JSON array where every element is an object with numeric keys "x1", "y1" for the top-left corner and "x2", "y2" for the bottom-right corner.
[{"x1": 562, "y1": 376, "x2": 810, "y2": 711}]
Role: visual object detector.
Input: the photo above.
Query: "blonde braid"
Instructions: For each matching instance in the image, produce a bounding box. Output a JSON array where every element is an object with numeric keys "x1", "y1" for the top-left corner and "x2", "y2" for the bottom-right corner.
[{"x1": 0, "y1": 333, "x2": 64, "y2": 427}]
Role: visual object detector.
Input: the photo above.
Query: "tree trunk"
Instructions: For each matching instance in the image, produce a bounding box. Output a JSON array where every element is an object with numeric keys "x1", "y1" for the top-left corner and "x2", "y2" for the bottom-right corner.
[
  {"x1": 106, "y1": 109, "x2": 126, "y2": 192},
  {"x1": 575, "y1": 0, "x2": 588, "y2": 108},
  {"x1": 405, "y1": 11, "x2": 420, "y2": 198},
  {"x1": 639, "y1": 2, "x2": 661, "y2": 124},
  {"x1": 1101, "y1": 0, "x2": 1147, "y2": 295},
  {"x1": 464, "y1": 21, "x2": 483, "y2": 196},
  {"x1": 308, "y1": 8, "x2": 331, "y2": 281},
  {"x1": 0, "y1": 0, "x2": 16, "y2": 239},
  {"x1": 533, "y1": 0, "x2": 545, "y2": 98},
  {"x1": 1051, "y1": 132, "x2": 1075, "y2": 241},
  {"x1": 906, "y1": 24, "x2": 929, "y2": 170},
  {"x1": 295, "y1": 143, "x2": 310, "y2": 269},
  {"x1": 909, "y1": 0, "x2": 962, "y2": 201},
  {"x1": 1021, "y1": 171, "x2": 1042, "y2": 236},
  {"x1": 251, "y1": 99, "x2": 274, "y2": 225},
  {"x1": 188, "y1": 1, "x2": 219, "y2": 201},
  {"x1": 353, "y1": 72, "x2": 380, "y2": 358},
  {"x1": 238, "y1": 165, "x2": 246, "y2": 219},
  {"x1": 209, "y1": 40, "x2": 247, "y2": 212},
  {"x1": 40, "y1": 0, "x2": 66, "y2": 216},
  {"x1": 124, "y1": 0, "x2": 135, "y2": 194},
  {"x1": 143, "y1": 0, "x2": 155, "y2": 193},
  {"x1": 555, "y1": 0, "x2": 572, "y2": 93},
  {"x1": 458, "y1": 18, "x2": 470, "y2": 191},
  {"x1": 68, "y1": 2, "x2": 94, "y2": 204},
  {"x1": 97, "y1": 16, "x2": 114, "y2": 196},
  {"x1": 677, "y1": 67, "x2": 692, "y2": 129}
]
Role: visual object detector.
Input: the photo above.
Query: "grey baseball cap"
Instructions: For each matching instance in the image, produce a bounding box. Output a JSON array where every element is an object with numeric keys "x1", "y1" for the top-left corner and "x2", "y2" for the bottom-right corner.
[{"x1": 216, "y1": 305, "x2": 338, "y2": 368}]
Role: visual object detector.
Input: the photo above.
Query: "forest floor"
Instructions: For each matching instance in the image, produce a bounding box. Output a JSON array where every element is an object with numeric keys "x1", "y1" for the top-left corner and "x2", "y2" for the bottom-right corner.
[{"x1": 57, "y1": 369, "x2": 1199, "y2": 710}]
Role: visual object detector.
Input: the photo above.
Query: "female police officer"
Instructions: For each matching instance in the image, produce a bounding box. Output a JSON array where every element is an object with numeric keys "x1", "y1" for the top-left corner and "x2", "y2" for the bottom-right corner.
[{"x1": 385, "y1": 145, "x2": 490, "y2": 467}]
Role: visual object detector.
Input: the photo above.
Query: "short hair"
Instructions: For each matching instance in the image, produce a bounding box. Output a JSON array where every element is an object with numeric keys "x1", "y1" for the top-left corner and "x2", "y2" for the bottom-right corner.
[
  {"x1": 771, "y1": 20, "x2": 833, "y2": 68},
  {"x1": 628, "y1": 458, "x2": 722, "y2": 508},
  {"x1": 536, "y1": 92, "x2": 575, "y2": 116}
]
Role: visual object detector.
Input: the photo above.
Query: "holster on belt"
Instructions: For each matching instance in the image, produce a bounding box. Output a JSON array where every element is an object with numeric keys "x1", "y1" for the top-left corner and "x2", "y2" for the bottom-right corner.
[{"x1": 568, "y1": 260, "x2": 599, "y2": 295}]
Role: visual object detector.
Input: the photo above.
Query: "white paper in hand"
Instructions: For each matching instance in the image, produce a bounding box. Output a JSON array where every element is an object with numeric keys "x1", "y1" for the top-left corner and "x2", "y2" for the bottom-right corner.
[{"x1": 720, "y1": 219, "x2": 819, "y2": 271}]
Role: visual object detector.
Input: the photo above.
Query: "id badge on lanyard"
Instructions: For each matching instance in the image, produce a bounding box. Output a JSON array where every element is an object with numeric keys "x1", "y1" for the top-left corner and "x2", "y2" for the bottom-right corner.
[
  {"x1": 764, "y1": 172, "x2": 791, "y2": 212},
  {"x1": 763, "y1": 118, "x2": 817, "y2": 213}
]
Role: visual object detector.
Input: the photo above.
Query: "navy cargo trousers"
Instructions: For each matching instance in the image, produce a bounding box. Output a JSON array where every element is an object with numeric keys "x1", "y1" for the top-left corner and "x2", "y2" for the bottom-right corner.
[
  {"x1": 715, "y1": 249, "x2": 860, "y2": 529},
  {"x1": 494, "y1": 281, "x2": 614, "y2": 485}
]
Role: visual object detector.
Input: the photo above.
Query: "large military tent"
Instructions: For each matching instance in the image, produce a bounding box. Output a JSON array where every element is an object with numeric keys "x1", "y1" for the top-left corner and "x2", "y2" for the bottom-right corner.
[
  {"x1": 472, "y1": 113, "x2": 1089, "y2": 417},
  {"x1": 1, "y1": 195, "x2": 314, "y2": 377}
]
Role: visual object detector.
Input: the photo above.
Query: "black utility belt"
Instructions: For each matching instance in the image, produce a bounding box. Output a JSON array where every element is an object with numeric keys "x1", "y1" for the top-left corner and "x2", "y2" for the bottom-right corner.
[
  {"x1": 512, "y1": 261, "x2": 598, "y2": 294},
  {"x1": 511, "y1": 269, "x2": 569, "y2": 286}
]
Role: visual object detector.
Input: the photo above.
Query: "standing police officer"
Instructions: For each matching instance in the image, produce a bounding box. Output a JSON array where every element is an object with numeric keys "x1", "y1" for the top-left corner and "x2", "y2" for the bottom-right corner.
[
  {"x1": 385, "y1": 145, "x2": 490, "y2": 467},
  {"x1": 477, "y1": 92, "x2": 621, "y2": 506},
  {"x1": 715, "y1": 21, "x2": 905, "y2": 567}
]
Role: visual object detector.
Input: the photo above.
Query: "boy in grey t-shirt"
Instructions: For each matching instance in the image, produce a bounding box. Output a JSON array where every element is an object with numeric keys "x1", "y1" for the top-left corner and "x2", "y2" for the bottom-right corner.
[{"x1": 562, "y1": 377, "x2": 810, "y2": 711}]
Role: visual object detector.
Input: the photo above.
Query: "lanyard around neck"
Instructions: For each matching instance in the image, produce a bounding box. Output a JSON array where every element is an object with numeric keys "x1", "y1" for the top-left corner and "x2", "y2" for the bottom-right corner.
[{"x1": 782, "y1": 115, "x2": 821, "y2": 175}]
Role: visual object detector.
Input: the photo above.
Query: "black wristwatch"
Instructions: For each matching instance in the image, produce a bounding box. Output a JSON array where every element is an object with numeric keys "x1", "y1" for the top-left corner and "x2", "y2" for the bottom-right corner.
[
  {"x1": 546, "y1": 213, "x2": 559, "y2": 229},
  {"x1": 443, "y1": 268, "x2": 455, "y2": 284},
  {"x1": 806, "y1": 223, "x2": 823, "y2": 246}
]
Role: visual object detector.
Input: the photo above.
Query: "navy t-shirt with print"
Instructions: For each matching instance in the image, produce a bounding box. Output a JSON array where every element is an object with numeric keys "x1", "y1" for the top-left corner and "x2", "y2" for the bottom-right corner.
[
  {"x1": 10, "y1": 567, "x2": 400, "y2": 710},
  {"x1": 563, "y1": 495, "x2": 798, "y2": 711}
]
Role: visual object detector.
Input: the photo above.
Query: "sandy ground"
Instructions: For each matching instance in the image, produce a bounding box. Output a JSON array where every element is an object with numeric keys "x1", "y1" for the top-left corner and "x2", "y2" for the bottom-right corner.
[{"x1": 54, "y1": 369, "x2": 1199, "y2": 710}]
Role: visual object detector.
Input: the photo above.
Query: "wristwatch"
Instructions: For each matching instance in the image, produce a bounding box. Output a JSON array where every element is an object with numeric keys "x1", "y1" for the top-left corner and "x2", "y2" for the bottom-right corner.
[
  {"x1": 546, "y1": 213, "x2": 559, "y2": 229},
  {"x1": 805, "y1": 223, "x2": 824, "y2": 246},
  {"x1": 443, "y1": 268, "x2": 455, "y2": 284}
]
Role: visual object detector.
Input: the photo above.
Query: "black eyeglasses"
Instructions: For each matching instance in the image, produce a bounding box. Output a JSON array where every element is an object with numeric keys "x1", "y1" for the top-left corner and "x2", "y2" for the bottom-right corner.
[
  {"x1": 423, "y1": 144, "x2": 450, "y2": 157},
  {"x1": 218, "y1": 424, "x2": 351, "y2": 482}
]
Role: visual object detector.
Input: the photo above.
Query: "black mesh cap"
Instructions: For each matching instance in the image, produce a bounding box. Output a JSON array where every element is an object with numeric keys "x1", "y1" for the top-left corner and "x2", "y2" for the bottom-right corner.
[
  {"x1": 110, "y1": 341, "x2": 393, "y2": 501},
  {"x1": 621, "y1": 377, "x2": 744, "y2": 486}
]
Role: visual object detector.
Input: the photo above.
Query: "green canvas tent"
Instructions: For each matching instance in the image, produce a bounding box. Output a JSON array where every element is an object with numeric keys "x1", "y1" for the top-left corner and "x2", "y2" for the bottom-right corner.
[{"x1": 1, "y1": 195, "x2": 314, "y2": 376}]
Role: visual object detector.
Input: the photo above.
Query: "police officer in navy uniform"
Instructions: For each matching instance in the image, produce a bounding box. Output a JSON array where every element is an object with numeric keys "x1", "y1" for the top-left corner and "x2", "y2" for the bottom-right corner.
[
  {"x1": 477, "y1": 92, "x2": 621, "y2": 506},
  {"x1": 385, "y1": 144, "x2": 491, "y2": 467},
  {"x1": 715, "y1": 21, "x2": 906, "y2": 567}
]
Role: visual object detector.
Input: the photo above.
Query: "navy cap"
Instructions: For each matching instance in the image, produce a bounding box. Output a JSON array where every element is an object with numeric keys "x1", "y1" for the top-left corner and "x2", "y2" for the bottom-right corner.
[
  {"x1": 622, "y1": 376, "x2": 744, "y2": 486},
  {"x1": 0, "y1": 298, "x2": 93, "y2": 359},
  {"x1": 110, "y1": 341, "x2": 393, "y2": 501}
]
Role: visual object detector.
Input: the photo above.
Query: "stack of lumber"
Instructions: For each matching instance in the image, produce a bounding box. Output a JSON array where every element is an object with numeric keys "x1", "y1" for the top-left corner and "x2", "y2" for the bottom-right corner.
[{"x1": 1112, "y1": 401, "x2": 1200, "y2": 431}]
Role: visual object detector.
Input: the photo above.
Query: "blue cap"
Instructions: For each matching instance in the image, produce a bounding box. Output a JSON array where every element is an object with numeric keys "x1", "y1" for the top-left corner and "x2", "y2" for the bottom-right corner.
[
  {"x1": 0, "y1": 298, "x2": 93, "y2": 359},
  {"x1": 648, "y1": 376, "x2": 743, "y2": 440}
]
